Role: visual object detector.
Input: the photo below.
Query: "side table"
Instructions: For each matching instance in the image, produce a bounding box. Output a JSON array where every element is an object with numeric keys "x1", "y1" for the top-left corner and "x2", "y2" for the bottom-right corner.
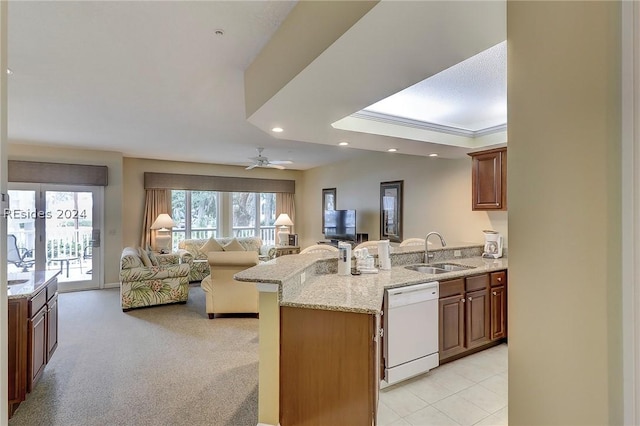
[{"x1": 274, "y1": 246, "x2": 300, "y2": 258}]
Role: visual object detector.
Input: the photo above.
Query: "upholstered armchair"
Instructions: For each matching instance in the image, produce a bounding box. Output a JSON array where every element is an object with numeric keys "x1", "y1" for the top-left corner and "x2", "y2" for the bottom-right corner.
[
  {"x1": 200, "y1": 251, "x2": 260, "y2": 319},
  {"x1": 119, "y1": 247, "x2": 190, "y2": 311}
]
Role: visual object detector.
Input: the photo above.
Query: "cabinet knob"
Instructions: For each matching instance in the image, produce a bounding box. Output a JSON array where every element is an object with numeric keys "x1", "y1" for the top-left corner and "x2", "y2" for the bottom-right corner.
[
  {"x1": 493, "y1": 291, "x2": 497, "y2": 296},
  {"x1": 497, "y1": 277, "x2": 502, "y2": 282},
  {"x1": 461, "y1": 298, "x2": 466, "y2": 303},
  {"x1": 468, "y1": 297, "x2": 473, "y2": 301}
]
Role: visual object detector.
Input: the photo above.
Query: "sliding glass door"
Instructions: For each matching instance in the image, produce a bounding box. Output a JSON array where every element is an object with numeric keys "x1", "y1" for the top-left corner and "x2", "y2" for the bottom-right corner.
[{"x1": 7, "y1": 183, "x2": 103, "y2": 291}]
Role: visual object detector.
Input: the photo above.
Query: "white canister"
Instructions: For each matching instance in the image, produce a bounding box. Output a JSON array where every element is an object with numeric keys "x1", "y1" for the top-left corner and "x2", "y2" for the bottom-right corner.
[
  {"x1": 378, "y1": 240, "x2": 391, "y2": 270},
  {"x1": 338, "y1": 242, "x2": 352, "y2": 276}
]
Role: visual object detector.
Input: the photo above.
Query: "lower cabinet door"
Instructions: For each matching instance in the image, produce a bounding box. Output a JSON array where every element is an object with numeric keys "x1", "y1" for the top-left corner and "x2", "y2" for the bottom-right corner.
[
  {"x1": 28, "y1": 307, "x2": 47, "y2": 392},
  {"x1": 490, "y1": 285, "x2": 507, "y2": 340},
  {"x1": 465, "y1": 289, "x2": 491, "y2": 350},
  {"x1": 47, "y1": 294, "x2": 59, "y2": 360},
  {"x1": 439, "y1": 295, "x2": 465, "y2": 360}
]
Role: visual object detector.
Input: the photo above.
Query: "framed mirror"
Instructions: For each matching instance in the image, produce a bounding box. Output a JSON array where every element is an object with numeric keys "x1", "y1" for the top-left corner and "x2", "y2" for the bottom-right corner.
[
  {"x1": 321, "y1": 188, "x2": 336, "y2": 232},
  {"x1": 380, "y1": 181, "x2": 403, "y2": 242}
]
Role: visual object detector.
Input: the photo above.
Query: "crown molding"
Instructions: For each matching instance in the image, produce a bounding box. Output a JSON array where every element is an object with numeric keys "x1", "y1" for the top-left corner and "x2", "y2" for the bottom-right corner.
[{"x1": 354, "y1": 110, "x2": 507, "y2": 138}]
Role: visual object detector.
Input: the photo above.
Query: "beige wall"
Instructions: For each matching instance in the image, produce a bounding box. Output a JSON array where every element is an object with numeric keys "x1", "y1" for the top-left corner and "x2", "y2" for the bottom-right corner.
[
  {"x1": 122, "y1": 157, "x2": 304, "y2": 247},
  {"x1": 8, "y1": 143, "x2": 123, "y2": 284},
  {"x1": 299, "y1": 150, "x2": 507, "y2": 249},
  {"x1": 508, "y1": 1, "x2": 622, "y2": 424}
]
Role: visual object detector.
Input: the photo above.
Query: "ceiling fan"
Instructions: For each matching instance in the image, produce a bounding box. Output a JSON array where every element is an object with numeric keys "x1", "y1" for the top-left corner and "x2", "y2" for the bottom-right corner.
[{"x1": 246, "y1": 147, "x2": 292, "y2": 170}]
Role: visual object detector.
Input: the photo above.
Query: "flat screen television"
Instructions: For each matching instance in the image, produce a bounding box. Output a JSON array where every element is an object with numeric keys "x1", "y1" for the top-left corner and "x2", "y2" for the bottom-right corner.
[{"x1": 324, "y1": 209, "x2": 356, "y2": 241}]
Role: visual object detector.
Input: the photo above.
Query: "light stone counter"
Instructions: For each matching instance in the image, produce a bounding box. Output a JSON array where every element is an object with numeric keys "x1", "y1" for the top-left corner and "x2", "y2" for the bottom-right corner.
[
  {"x1": 7, "y1": 270, "x2": 60, "y2": 299},
  {"x1": 235, "y1": 244, "x2": 508, "y2": 315}
]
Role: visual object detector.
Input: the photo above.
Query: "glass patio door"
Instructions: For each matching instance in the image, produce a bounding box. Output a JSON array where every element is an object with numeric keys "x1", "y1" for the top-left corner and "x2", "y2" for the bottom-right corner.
[{"x1": 7, "y1": 183, "x2": 103, "y2": 291}]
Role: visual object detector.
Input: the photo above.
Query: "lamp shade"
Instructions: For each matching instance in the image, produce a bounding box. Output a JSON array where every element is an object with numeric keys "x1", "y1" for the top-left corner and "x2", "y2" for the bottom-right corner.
[
  {"x1": 151, "y1": 213, "x2": 176, "y2": 230},
  {"x1": 274, "y1": 213, "x2": 293, "y2": 227}
]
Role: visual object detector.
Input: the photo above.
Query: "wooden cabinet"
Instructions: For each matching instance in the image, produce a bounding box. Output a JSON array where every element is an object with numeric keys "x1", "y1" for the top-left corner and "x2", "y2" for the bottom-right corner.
[
  {"x1": 8, "y1": 275, "x2": 59, "y2": 418},
  {"x1": 8, "y1": 298, "x2": 27, "y2": 418},
  {"x1": 438, "y1": 279, "x2": 465, "y2": 360},
  {"x1": 469, "y1": 147, "x2": 507, "y2": 211},
  {"x1": 439, "y1": 271, "x2": 507, "y2": 363},
  {"x1": 490, "y1": 271, "x2": 508, "y2": 340},
  {"x1": 280, "y1": 306, "x2": 379, "y2": 426}
]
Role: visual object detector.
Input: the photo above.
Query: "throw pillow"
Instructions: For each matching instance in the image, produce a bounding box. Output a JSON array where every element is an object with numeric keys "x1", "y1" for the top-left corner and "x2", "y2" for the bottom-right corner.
[
  {"x1": 200, "y1": 237, "x2": 224, "y2": 255},
  {"x1": 147, "y1": 249, "x2": 159, "y2": 266},
  {"x1": 139, "y1": 248, "x2": 153, "y2": 267},
  {"x1": 223, "y1": 238, "x2": 246, "y2": 252}
]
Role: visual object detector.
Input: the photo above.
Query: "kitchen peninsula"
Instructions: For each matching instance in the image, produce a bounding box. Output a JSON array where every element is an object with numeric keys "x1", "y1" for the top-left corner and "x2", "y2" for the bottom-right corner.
[
  {"x1": 8, "y1": 270, "x2": 60, "y2": 418},
  {"x1": 235, "y1": 244, "x2": 508, "y2": 426}
]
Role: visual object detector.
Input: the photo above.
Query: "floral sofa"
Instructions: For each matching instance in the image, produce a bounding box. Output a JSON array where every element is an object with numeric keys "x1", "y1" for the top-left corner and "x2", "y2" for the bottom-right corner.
[
  {"x1": 178, "y1": 237, "x2": 270, "y2": 282},
  {"x1": 119, "y1": 247, "x2": 190, "y2": 311}
]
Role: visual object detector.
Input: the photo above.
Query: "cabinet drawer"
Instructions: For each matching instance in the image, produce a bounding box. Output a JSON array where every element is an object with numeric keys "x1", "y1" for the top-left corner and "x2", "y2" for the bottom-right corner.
[
  {"x1": 46, "y1": 278, "x2": 58, "y2": 301},
  {"x1": 439, "y1": 278, "x2": 464, "y2": 298},
  {"x1": 466, "y1": 274, "x2": 489, "y2": 292},
  {"x1": 490, "y1": 271, "x2": 507, "y2": 287},
  {"x1": 29, "y1": 289, "x2": 46, "y2": 318}
]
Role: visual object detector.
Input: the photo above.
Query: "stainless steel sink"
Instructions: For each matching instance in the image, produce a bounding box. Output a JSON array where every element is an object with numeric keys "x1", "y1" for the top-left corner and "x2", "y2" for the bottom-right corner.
[
  {"x1": 430, "y1": 263, "x2": 475, "y2": 272},
  {"x1": 8, "y1": 279, "x2": 29, "y2": 285},
  {"x1": 404, "y1": 263, "x2": 476, "y2": 274},
  {"x1": 404, "y1": 264, "x2": 448, "y2": 274}
]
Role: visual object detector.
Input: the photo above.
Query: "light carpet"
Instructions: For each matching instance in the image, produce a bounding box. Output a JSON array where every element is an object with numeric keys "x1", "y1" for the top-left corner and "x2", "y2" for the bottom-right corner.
[{"x1": 9, "y1": 285, "x2": 259, "y2": 426}]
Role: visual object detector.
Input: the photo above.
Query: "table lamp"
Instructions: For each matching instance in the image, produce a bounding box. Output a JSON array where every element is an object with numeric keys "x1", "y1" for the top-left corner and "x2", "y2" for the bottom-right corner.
[
  {"x1": 274, "y1": 213, "x2": 293, "y2": 246},
  {"x1": 151, "y1": 213, "x2": 176, "y2": 253}
]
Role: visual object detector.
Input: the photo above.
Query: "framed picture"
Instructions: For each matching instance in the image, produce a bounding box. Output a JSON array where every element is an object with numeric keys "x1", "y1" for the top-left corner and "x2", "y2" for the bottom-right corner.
[
  {"x1": 380, "y1": 180, "x2": 403, "y2": 243},
  {"x1": 321, "y1": 188, "x2": 336, "y2": 232}
]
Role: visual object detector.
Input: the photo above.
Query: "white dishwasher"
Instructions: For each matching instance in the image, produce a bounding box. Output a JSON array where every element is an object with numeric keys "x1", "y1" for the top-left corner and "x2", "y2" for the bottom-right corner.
[{"x1": 383, "y1": 281, "x2": 439, "y2": 387}]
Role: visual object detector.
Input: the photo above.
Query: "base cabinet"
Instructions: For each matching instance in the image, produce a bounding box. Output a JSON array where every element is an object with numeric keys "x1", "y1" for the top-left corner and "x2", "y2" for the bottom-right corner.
[
  {"x1": 8, "y1": 276, "x2": 59, "y2": 419},
  {"x1": 439, "y1": 271, "x2": 507, "y2": 363},
  {"x1": 280, "y1": 306, "x2": 379, "y2": 426}
]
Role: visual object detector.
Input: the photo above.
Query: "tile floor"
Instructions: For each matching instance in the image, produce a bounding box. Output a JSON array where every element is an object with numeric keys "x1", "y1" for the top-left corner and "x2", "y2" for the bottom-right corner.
[{"x1": 378, "y1": 343, "x2": 508, "y2": 426}]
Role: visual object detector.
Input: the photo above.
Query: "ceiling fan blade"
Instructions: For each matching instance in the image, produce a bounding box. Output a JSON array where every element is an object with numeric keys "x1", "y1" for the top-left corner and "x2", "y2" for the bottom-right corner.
[
  {"x1": 269, "y1": 160, "x2": 293, "y2": 165},
  {"x1": 267, "y1": 164, "x2": 286, "y2": 170},
  {"x1": 245, "y1": 164, "x2": 258, "y2": 170}
]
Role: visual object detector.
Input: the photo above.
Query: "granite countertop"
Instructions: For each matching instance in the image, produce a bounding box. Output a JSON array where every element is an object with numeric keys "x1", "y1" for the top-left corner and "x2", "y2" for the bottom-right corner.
[
  {"x1": 7, "y1": 270, "x2": 60, "y2": 299},
  {"x1": 235, "y1": 244, "x2": 508, "y2": 315}
]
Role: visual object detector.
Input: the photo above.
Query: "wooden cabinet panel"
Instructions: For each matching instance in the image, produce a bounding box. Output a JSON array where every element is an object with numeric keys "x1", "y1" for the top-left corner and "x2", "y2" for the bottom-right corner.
[
  {"x1": 439, "y1": 295, "x2": 465, "y2": 359},
  {"x1": 28, "y1": 307, "x2": 47, "y2": 392},
  {"x1": 490, "y1": 285, "x2": 507, "y2": 340},
  {"x1": 47, "y1": 293, "x2": 59, "y2": 361},
  {"x1": 439, "y1": 278, "x2": 464, "y2": 298},
  {"x1": 280, "y1": 306, "x2": 376, "y2": 426},
  {"x1": 470, "y1": 148, "x2": 507, "y2": 211},
  {"x1": 466, "y1": 274, "x2": 489, "y2": 292},
  {"x1": 466, "y1": 289, "x2": 491, "y2": 349},
  {"x1": 8, "y1": 298, "x2": 27, "y2": 418}
]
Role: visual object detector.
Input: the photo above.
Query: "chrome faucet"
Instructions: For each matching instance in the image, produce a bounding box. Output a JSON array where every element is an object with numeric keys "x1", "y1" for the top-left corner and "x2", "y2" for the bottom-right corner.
[{"x1": 425, "y1": 232, "x2": 447, "y2": 263}]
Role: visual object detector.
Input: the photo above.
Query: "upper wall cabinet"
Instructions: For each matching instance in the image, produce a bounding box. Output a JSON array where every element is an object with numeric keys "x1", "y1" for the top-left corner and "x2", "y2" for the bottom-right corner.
[{"x1": 469, "y1": 148, "x2": 507, "y2": 211}]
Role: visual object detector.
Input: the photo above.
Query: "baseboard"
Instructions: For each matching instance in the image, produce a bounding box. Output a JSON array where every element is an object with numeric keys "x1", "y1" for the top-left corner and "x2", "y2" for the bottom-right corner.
[{"x1": 103, "y1": 282, "x2": 120, "y2": 289}]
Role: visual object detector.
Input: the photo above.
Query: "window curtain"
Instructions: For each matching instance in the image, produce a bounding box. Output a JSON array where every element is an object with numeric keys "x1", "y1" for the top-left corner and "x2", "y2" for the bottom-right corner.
[
  {"x1": 140, "y1": 189, "x2": 171, "y2": 249},
  {"x1": 276, "y1": 192, "x2": 296, "y2": 234}
]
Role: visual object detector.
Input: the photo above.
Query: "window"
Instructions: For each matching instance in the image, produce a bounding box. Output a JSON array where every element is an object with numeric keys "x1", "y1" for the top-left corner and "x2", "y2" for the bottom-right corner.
[
  {"x1": 171, "y1": 190, "x2": 276, "y2": 250},
  {"x1": 231, "y1": 192, "x2": 276, "y2": 243},
  {"x1": 171, "y1": 190, "x2": 219, "y2": 249}
]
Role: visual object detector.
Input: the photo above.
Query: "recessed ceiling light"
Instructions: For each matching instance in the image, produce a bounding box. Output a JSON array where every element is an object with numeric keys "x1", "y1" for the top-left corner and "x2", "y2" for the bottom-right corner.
[
  {"x1": 271, "y1": 127, "x2": 283, "y2": 133},
  {"x1": 6, "y1": 68, "x2": 12, "y2": 75},
  {"x1": 429, "y1": 153, "x2": 439, "y2": 157},
  {"x1": 387, "y1": 148, "x2": 397, "y2": 152},
  {"x1": 338, "y1": 141, "x2": 349, "y2": 146},
  {"x1": 214, "y1": 29, "x2": 225, "y2": 36}
]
